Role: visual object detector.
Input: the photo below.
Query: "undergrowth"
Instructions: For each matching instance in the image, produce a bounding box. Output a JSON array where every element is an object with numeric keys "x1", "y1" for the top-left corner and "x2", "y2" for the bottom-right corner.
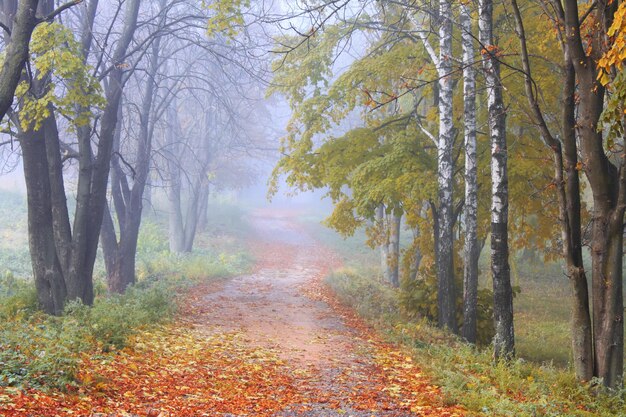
[
  {"x1": 0, "y1": 199, "x2": 252, "y2": 391},
  {"x1": 326, "y1": 269, "x2": 626, "y2": 417}
]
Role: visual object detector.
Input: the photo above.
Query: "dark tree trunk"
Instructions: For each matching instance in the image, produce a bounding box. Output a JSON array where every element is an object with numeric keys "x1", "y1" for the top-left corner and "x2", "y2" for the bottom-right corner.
[
  {"x1": 509, "y1": 0, "x2": 593, "y2": 380},
  {"x1": 0, "y1": 0, "x2": 39, "y2": 122},
  {"x1": 15, "y1": 0, "x2": 72, "y2": 314},
  {"x1": 561, "y1": 0, "x2": 624, "y2": 388},
  {"x1": 17, "y1": 0, "x2": 139, "y2": 310},
  {"x1": 103, "y1": 25, "x2": 162, "y2": 292},
  {"x1": 20, "y1": 126, "x2": 67, "y2": 315},
  {"x1": 562, "y1": 59, "x2": 594, "y2": 382}
]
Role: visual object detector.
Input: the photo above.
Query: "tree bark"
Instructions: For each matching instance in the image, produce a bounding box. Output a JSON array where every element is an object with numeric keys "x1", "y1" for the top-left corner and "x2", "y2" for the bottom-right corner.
[
  {"x1": 20, "y1": 126, "x2": 67, "y2": 315},
  {"x1": 388, "y1": 212, "x2": 401, "y2": 288},
  {"x1": 376, "y1": 204, "x2": 391, "y2": 282},
  {"x1": 0, "y1": 0, "x2": 39, "y2": 122},
  {"x1": 479, "y1": 0, "x2": 514, "y2": 360},
  {"x1": 14, "y1": 0, "x2": 74, "y2": 314},
  {"x1": 561, "y1": 0, "x2": 624, "y2": 388},
  {"x1": 509, "y1": 0, "x2": 593, "y2": 380},
  {"x1": 435, "y1": 0, "x2": 457, "y2": 332},
  {"x1": 103, "y1": 22, "x2": 163, "y2": 292},
  {"x1": 460, "y1": 1, "x2": 479, "y2": 344},
  {"x1": 409, "y1": 2, "x2": 456, "y2": 332}
]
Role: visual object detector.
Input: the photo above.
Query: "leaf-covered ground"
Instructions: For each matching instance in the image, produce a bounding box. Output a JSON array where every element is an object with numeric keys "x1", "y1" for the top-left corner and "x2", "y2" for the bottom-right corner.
[{"x1": 0, "y1": 210, "x2": 464, "y2": 416}]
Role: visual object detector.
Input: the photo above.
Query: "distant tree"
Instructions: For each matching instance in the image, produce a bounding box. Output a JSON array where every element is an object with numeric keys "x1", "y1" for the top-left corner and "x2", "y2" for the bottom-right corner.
[
  {"x1": 162, "y1": 64, "x2": 267, "y2": 254},
  {"x1": 100, "y1": 0, "x2": 170, "y2": 293}
]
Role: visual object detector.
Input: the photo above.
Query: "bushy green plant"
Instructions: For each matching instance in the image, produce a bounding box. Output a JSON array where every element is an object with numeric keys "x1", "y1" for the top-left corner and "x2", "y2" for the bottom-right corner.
[
  {"x1": 0, "y1": 272, "x2": 38, "y2": 320},
  {"x1": 0, "y1": 315, "x2": 87, "y2": 389},
  {"x1": 326, "y1": 268, "x2": 400, "y2": 324},
  {"x1": 400, "y1": 272, "x2": 496, "y2": 345},
  {"x1": 136, "y1": 220, "x2": 169, "y2": 254},
  {"x1": 0, "y1": 279, "x2": 178, "y2": 390},
  {"x1": 137, "y1": 249, "x2": 251, "y2": 283}
]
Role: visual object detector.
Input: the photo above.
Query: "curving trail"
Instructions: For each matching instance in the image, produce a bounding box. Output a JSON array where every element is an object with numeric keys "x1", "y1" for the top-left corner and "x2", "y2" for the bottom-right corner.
[
  {"x1": 190, "y1": 209, "x2": 464, "y2": 417},
  {"x1": 0, "y1": 209, "x2": 464, "y2": 417}
]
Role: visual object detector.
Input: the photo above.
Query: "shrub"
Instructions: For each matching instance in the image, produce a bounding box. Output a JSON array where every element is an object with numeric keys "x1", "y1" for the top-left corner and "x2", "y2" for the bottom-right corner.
[
  {"x1": 0, "y1": 272, "x2": 38, "y2": 320},
  {"x1": 0, "y1": 279, "x2": 177, "y2": 390},
  {"x1": 0, "y1": 315, "x2": 86, "y2": 389},
  {"x1": 400, "y1": 273, "x2": 496, "y2": 345},
  {"x1": 326, "y1": 268, "x2": 399, "y2": 324}
]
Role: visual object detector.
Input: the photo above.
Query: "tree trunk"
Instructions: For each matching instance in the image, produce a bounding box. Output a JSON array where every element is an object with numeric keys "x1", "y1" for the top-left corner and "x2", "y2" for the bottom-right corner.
[
  {"x1": 14, "y1": 0, "x2": 73, "y2": 314},
  {"x1": 409, "y1": 227, "x2": 422, "y2": 281},
  {"x1": 182, "y1": 178, "x2": 203, "y2": 253},
  {"x1": 20, "y1": 126, "x2": 67, "y2": 315},
  {"x1": 388, "y1": 213, "x2": 401, "y2": 288},
  {"x1": 104, "y1": 25, "x2": 162, "y2": 292},
  {"x1": 165, "y1": 97, "x2": 192, "y2": 254},
  {"x1": 509, "y1": 0, "x2": 593, "y2": 380},
  {"x1": 561, "y1": 0, "x2": 624, "y2": 388},
  {"x1": 435, "y1": 0, "x2": 457, "y2": 332},
  {"x1": 460, "y1": 1, "x2": 478, "y2": 344},
  {"x1": 376, "y1": 205, "x2": 391, "y2": 282},
  {"x1": 0, "y1": 0, "x2": 39, "y2": 122},
  {"x1": 196, "y1": 182, "x2": 210, "y2": 233},
  {"x1": 480, "y1": 0, "x2": 514, "y2": 360},
  {"x1": 562, "y1": 58, "x2": 594, "y2": 382}
]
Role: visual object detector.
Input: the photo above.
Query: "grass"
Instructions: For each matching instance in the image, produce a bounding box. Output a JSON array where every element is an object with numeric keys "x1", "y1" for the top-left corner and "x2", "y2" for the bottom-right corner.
[
  {"x1": 0, "y1": 191, "x2": 253, "y2": 390},
  {"x1": 326, "y1": 269, "x2": 626, "y2": 416},
  {"x1": 305, "y1": 211, "x2": 602, "y2": 367}
]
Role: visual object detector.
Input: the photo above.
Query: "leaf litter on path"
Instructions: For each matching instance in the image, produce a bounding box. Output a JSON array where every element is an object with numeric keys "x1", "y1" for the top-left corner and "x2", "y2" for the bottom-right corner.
[{"x1": 0, "y1": 210, "x2": 464, "y2": 416}]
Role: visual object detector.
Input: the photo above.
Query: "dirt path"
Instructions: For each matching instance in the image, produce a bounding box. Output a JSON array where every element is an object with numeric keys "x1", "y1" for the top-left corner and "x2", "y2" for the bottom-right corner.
[
  {"x1": 189, "y1": 209, "x2": 463, "y2": 416},
  {"x1": 0, "y1": 209, "x2": 464, "y2": 417}
]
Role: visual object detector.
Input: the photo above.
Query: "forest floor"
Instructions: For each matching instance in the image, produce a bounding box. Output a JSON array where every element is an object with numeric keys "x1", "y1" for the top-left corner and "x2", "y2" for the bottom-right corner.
[{"x1": 0, "y1": 209, "x2": 464, "y2": 417}]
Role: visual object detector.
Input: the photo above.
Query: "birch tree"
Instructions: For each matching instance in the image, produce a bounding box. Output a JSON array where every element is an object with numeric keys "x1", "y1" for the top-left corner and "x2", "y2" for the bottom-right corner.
[
  {"x1": 460, "y1": 0, "x2": 479, "y2": 344},
  {"x1": 408, "y1": 0, "x2": 457, "y2": 332},
  {"x1": 479, "y1": 0, "x2": 514, "y2": 360}
]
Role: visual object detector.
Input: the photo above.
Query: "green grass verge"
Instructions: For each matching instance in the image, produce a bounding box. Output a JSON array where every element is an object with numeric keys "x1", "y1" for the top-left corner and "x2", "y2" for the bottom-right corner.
[
  {"x1": 326, "y1": 269, "x2": 626, "y2": 416},
  {"x1": 0, "y1": 196, "x2": 252, "y2": 391}
]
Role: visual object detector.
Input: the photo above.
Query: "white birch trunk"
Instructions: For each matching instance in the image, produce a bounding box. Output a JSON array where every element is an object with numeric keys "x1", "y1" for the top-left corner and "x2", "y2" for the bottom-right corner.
[
  {"x1": 461, "y1": 2, "x2": 479, "y2": 343},
  {"x1": 435, "y1": 0, "x2": 457, "y2": 332},
  {"x1": 376, "y1": 204, "x2": 391, "y2": 282},
  {"x1": 389, "y1": 213, "x2": 402, "y2": 287},
  {"x1": 409, "y1": 1, "x2": 457, "y2": 331},
  {"x1": 479, "y1": 0, "x2": 515, "y2": 359}
]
